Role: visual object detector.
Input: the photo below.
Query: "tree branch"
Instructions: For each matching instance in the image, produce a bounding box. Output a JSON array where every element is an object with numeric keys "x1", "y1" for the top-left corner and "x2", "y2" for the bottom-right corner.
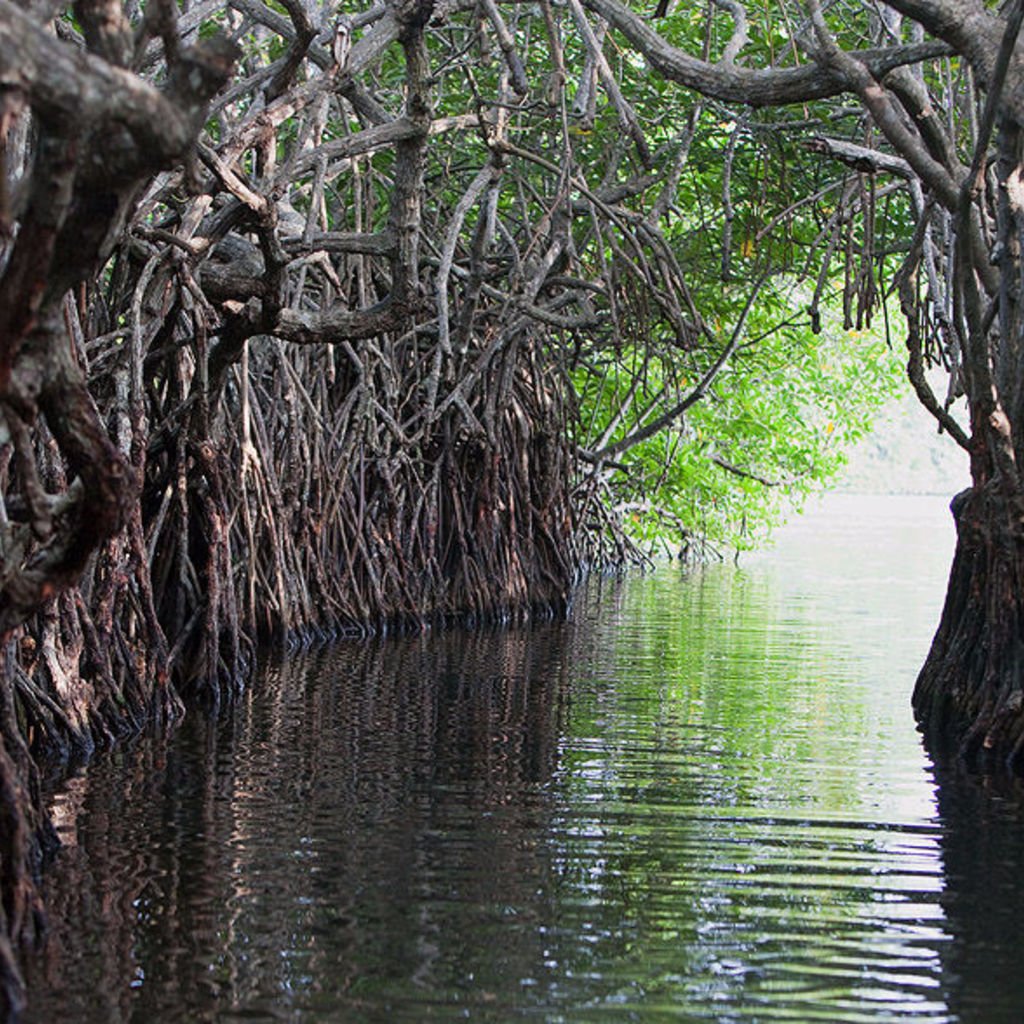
[{"x1": 581, "y1": 0, "x2": 949, "y2": 108}]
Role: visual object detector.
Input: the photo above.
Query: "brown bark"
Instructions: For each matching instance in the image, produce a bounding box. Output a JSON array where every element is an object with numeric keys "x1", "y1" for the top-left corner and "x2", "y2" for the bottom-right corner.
[
  {"x1": 0, "y1": 5, "x2": 237, "y2": 1014},
  {"x1": 913, "y1": 486, "x2": 1024, "y2": 771}
]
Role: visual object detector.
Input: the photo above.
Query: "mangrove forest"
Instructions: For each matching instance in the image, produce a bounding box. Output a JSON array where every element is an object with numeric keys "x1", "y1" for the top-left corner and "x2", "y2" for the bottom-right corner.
[{"x1": 2, "y1": 0, "x2": 1024, "y2": 1016}]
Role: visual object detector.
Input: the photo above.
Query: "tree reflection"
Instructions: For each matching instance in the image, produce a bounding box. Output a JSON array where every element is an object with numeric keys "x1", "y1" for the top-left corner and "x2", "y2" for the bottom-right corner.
[
  {"x1": 22, "y1": 523, "x2": 1010, "y2": 1024},
  {"x1": 931, "y1": 768, "x2": 1024, "y2": 1024},
  {"x1": 22, "y1": 624, "x2": 573, "y2": 1022}
]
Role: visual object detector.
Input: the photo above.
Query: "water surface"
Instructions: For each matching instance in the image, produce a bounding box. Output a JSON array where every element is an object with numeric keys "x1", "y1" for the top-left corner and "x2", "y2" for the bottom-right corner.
[{"x1": 23, "y1": 495, "x2": 1024, "y2": 1022}]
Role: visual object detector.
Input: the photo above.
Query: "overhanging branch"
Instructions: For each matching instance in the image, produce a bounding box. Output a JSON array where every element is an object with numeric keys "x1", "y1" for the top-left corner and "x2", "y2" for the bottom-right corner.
[{"x1": 581, "y1": 0, "x2": 950, "y2": 108}]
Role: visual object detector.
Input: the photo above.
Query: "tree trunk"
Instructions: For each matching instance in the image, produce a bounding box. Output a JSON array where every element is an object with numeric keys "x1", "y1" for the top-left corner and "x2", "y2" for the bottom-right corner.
[{"x1": 913, "y1": 483, "x2": 1024, "y2": 772}]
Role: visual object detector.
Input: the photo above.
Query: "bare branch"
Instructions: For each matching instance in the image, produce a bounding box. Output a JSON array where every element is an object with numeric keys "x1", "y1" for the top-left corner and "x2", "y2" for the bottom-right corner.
[
  {"x1": 0, "y1": 0, "x2": 235, "y2": 166},
  {"x1": 713, "y1": 0, "x2": 750, "y2": 66}
]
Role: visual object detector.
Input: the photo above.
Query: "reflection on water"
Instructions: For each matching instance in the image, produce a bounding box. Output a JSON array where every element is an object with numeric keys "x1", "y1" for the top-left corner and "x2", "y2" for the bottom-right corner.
[{"x1": 20, "y1": 495, "x2": 1024, "y2": 1022}]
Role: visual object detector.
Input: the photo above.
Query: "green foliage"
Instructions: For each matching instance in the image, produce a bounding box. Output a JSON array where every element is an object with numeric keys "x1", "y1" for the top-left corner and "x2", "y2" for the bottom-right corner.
[{"x1": 573, "y1": 281, "x2": 903, "y2": 557}]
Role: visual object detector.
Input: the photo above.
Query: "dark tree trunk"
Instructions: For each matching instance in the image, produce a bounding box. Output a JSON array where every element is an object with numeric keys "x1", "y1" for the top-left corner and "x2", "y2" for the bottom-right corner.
[{"x1": 913, "y1": 483, "x2": 1024, "y2": 772}]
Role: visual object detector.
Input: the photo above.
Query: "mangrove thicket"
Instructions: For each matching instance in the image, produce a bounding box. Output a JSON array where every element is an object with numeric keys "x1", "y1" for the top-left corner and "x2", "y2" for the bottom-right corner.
[{"x1": 1, "y1": 0, "x2": 1019, "y2": 1016}]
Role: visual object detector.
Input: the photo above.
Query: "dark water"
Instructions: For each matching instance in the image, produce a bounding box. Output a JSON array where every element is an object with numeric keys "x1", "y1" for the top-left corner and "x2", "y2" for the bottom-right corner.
[{"x1": 21, "y1": 495, "x2": 1024, "y2": 1022}]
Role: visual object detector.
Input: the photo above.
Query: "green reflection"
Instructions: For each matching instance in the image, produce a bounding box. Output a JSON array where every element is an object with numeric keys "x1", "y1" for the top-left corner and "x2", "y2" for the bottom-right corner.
[{"x1": 540, "y1": 498, "x2": 955, "y2": 1019}]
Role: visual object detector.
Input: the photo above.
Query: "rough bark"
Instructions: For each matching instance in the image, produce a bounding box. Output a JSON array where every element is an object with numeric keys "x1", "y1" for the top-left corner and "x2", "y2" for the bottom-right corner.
[
  {"x1": 0, "y1": 3, "x2": 237, "y2": 1014},
  {"x1": 0, "y1": 0, "x2": 612, "y2": 1007},
  {"x1": 914, "y1": 486, "x2": 1024, "y2": 771},
  {"x1": 902, "y1": 3, "x2": 1024, "y2": 770}
]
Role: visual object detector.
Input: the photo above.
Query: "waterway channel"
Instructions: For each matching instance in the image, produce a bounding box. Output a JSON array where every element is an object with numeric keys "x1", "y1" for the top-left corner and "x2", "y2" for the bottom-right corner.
[{"x1": 21, "y1": 494, "x2": 1024, "y2": 1022}]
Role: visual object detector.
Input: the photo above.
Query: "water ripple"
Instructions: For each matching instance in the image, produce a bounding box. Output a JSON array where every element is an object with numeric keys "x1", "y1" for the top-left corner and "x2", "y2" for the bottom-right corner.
[{"x1": 22, "y1": 496, "x2": 1024, "y2": 1022}]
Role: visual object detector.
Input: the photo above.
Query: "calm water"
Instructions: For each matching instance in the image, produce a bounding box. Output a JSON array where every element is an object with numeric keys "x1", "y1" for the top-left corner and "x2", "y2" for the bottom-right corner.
[{"x1": 21, "y1": 495, "x2": 1024, "y2": 1022}]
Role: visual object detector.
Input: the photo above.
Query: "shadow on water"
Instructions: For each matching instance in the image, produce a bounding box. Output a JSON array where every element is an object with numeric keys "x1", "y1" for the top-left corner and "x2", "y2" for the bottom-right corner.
[
  {"x1": 19, "y1": 495, "x2": 1024, "y2": 1022},
  {"x1": 929, "y1": 767, "x2": 1024, "y2": 1024},
  {"x1": 23, "y1": 625, "x2": 575, "y2": 1023}
]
